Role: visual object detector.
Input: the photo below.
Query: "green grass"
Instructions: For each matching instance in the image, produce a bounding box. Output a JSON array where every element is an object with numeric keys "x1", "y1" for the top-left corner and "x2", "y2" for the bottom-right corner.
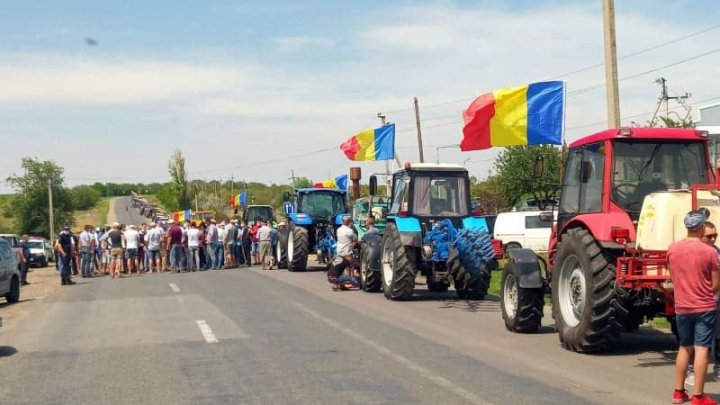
[
  {"x1": 652, "y1": 317, "x2": 671, "y2": 329},
  {"x1": 489, "y1": 269, "x2": 502, "y2": 296},
  {"x1": 72, "y1": 197, "x2": 111, "y2": 231},
  {"x1": 0, "y1": 194, "x2": 15, "y2": 233}
]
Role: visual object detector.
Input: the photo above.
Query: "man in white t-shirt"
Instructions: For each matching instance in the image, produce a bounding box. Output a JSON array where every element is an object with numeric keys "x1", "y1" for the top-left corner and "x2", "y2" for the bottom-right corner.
[
  {"x1": 327, "y1": 216, "x2": 359, "y2": 289},
  {"x1": 79, "y1": 225, "x2": 94, "y2": 278},
  {"x1": 123, "y1": 225, "x2": 141, "y2": 275},
  {"x1": 144, "y1": 223, "x2": 163, "y2": 273},
  {"x1": 186, "y1": 222, "x2": 201, "y2": 271}
]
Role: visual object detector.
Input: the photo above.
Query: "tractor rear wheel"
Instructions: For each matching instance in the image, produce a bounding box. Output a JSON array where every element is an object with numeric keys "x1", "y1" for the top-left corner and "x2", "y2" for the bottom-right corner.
[
  {"x1": 276, "y1": 228, "x2": 289, "y2": 269},
  {"x1": 287, "y1": 225, "x2": 309, "y2": 271},
  {"x1": 552, "y1": 228, "x2": 621, "y2": 352},
  {"x1": 360, "y1": 247, "x2": 381, "y2": 292},
  {"x1": 500, "y1": 261, "x2": 543, "y2": 333},
  {"x1": 381, "y1": 223, "x2": 415, "y2": 300}
]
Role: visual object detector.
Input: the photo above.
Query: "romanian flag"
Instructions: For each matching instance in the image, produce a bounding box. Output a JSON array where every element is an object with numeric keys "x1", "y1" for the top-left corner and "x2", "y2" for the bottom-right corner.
[
  {"x1": 230, "y1": 191, "x2": 247, "y2": 207},
  {"x1": 460, "y1": 81, "x2": 565, "y2": 151},
  {"x1": 314, "y1": 174, "x2": 348, "y2": 190},
  {"x1": 340, "y1": 124, "x2": 395, "y2": 161},
  {"x1": 172, "y1": 210, "x2": 191, "y2": 221}
]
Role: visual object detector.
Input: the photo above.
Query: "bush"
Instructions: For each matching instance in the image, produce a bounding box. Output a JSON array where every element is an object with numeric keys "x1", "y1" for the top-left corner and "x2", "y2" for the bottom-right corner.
[{"x1": 70, "y1": 185, "x2": 101, "y2": 210}]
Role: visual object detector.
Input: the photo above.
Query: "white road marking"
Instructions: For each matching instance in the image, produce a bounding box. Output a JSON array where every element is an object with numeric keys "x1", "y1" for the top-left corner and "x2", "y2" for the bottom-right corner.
[
  {"x1": 195, "y1": 320, "x2": 219, "y2": 343},
  {"x1": 169, "y1": 283, "x2": 181, "y2": 293},
  {"x1": 291, "y1": 302, "x2": 491, "y2": 405}
]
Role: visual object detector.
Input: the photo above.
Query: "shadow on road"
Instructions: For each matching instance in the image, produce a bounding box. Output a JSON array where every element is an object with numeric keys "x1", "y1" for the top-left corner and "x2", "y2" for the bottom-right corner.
[
  {"x1": 0, "y1": 298, "x2": 39, "y2": 309},
  {"x1": 0, "y1": 346, "x2": 18, "y2": 358}
]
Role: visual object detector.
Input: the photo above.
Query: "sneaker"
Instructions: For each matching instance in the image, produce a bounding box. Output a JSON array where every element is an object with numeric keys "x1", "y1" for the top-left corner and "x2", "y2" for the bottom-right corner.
[
  {"x1": 714, "y1": 365, "x2": 720, "y2": 381},
  {"x1": 691, "y1": 394, "x2": 718, "y2": 405},
  {"x1": 674, "y1": 390, "x2": 690, "y2": 404}
]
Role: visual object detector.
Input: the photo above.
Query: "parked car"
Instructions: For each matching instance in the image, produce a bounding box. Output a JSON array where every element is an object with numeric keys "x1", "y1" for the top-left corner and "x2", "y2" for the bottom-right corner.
[
  {"x1": 0, "y1": 234, "x2": 19, "y2": 249},
  {"x1": 27, "y1": 238, "x2": 52, "y2": 267},
  {"x1": 493, "y1": 211, "x2": 555, "y2": 253},
  {"x1": 0, "y1": 238, "x2": 20, "y2": 303}
]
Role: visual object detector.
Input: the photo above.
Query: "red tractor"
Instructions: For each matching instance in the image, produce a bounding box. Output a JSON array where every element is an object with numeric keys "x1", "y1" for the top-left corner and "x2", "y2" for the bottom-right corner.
[{"x1": 500, "y1": 127, "x2": 718, "y2": 352}]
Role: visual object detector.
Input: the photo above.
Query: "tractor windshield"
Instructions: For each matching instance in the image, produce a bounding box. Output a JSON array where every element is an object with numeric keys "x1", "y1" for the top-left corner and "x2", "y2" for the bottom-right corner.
[
  {"x1": 245, "y1": 206, "x2": 273, "y2": 224},
  {"x1": 412, "y1": 174, "x2": 469, "y2": 216},
  {"x1": 297, "y1": 191, "x2": 346, "y2": 220},
  {"x1": 612, "y1": 140, "x2": 708, "y2": 215}
]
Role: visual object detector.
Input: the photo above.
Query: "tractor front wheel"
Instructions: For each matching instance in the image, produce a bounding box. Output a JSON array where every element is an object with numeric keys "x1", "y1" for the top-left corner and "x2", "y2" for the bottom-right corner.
[
  {"x1": 287, "y1": 225, "x2": 309, "y2": 271},
  {"x1": 552, "y1": 228, "x2": 621, "y2": 352},
  {"x1": 276, "y1": 227, "x2": 289, "y2": 269},
  {"x1": 381, "y1": 223, "x2": 415, "y2": 300},
  {"x1": 500, "y1": 261, "x2": 543, "y2": 333},
  {"x1": 360, "y1": 247, "x2": 381, "y2": 292}
]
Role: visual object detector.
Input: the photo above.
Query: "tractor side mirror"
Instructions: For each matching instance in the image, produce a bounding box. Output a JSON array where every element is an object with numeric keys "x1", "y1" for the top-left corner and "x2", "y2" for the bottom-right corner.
[
  {"x1": 580, "y1": 161, "x2": 593, "y2": 184},
  {"x1": 282, "y1": 191, "x2": 290, "y2": 202},
  {"x1": 533, "y1": 156, "x2": 545, "y2": 179},
  {"x1": 369, "y1": 176, "x2": 377, "y2": 196}
]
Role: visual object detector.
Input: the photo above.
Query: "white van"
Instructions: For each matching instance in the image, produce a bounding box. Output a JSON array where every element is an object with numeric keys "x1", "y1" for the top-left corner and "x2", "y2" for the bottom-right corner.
[{"x1": 493, "y1": 211, "x2": 555, "y2": 253}]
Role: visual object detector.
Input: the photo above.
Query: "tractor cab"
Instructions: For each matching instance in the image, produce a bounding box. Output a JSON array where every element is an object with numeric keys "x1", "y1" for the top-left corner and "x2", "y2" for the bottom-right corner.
[
  {"x1": 242, "y1": 205, "x2": 275, "y2": 226},
  {"x1": 555, "y1": 127, "x2": 712, "y2": 250},
  {"x1": 381, "y1": 163, "x2": 479, "y2": 234}
]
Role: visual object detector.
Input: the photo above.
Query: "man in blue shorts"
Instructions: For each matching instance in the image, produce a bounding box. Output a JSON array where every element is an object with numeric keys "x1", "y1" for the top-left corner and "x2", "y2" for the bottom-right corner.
[{"x1": 668, "y1": 210, "x2": 720, "y2": 404}]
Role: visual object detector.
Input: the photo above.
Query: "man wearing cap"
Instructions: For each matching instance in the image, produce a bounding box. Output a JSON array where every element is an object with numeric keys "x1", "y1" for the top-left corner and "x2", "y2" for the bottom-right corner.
[
  {"x1": 668, "y1": 210, "x2": 720, "y2": 405},
  {"x1": 55, "y1": 225, "x2": 76, "y2": 285},
  {"x1": 257, "y1": 220, "x2": 273, "y2": 270},
  {"x1": 79, "y1": 225, "x2": 95, "y2": 278}
]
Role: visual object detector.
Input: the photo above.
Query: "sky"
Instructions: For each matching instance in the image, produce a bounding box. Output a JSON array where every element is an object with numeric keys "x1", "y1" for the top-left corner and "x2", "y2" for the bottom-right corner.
[{"x1": 1, "y1": 0, "x2": 719, "y2": 193}]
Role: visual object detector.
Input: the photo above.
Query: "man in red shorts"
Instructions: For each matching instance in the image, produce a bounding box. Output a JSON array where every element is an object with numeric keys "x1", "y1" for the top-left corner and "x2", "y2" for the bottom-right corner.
[{"x1": 668, "y1": 210, "x2": 720, "y2": 404}]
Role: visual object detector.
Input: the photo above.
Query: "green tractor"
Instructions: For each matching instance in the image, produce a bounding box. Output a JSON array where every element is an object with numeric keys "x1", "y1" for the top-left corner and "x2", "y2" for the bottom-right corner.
[{"x1": 352, "y1": 196, "x2": 390, "y2": 239}]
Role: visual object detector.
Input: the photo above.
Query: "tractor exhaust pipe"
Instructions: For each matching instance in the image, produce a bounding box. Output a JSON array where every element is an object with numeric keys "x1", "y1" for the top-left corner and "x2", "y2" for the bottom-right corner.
[{"x1": 350, "y1": 167, "x2": 361, "y2": 201}]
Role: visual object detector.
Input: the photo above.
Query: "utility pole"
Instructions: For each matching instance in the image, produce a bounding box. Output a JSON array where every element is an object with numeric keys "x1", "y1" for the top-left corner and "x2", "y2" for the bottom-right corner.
[
  {"x1": 654, "y1": 77, "x2": 691, "y2": 121},
  {"x1": 289, "y1": 170, "x2": 299, "y2": 188},
  {"x1": 194, "y1": 181, "x2": 200, "y2": 211},
  {"x1": 48, "y1": 179, "x2": 54, "y2": 241},
  {"x1": 414, "y1": 97, "x2": 425, "y2": 163},
  {"x1": 602, "y1": 0, "x2": 621, "y2": 127}
]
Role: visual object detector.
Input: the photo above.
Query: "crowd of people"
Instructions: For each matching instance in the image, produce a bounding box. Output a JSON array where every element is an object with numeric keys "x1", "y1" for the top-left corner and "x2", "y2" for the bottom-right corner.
[{"x1": 53, "y1": 217, "x2": 284, "y2": 285}]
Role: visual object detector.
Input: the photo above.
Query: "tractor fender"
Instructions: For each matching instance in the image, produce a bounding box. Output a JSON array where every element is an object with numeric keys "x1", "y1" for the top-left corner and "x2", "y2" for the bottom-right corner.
[
  {"x1": 388, "y1": 216, "x2": 422, "y2": 247},
  {"x1": 507, "y1": 248, "x2": 544, "y2": 289},
  {"x1": 288, "y1": 213, "x2": 313, "y2": 226},
  {"x1": 334, "y1": 213, "x2": 347, "y2": 226},
  {"x1": 461, "y1": 217, "x2": 489, "y2": 233},
  {"x1": 559, "y1": 212, "x2": 635, "y2": 244},
  {"x1": 362, "y1": 233, "x2": 383, "y2": 271}
]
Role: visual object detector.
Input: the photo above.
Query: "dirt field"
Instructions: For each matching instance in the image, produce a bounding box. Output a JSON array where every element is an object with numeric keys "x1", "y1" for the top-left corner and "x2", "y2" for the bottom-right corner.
[{"x1": 0, "y1": 265, "x2": 62, "y2": 330}]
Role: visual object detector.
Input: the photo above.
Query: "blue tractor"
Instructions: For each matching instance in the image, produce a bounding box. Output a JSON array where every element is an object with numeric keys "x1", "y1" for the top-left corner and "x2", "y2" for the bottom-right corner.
[
  {"x1": 366, "y1": 163, "x2": 496, "y2": 300},
  {"x1": 279, "y1": 188, "x2": 349, "y2": 271}
]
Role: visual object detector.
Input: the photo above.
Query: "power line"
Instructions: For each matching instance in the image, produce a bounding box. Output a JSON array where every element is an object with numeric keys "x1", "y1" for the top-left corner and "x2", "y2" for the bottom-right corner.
[
  {"x1": 545, "y1": 22, "x2": 720, "y2": 80},
  {"x1": 381, "y1": 23, "x2": 720, "y2": 114},
  {"x1": 567, "y1": 47, "x2": 720, "y2": 97}
]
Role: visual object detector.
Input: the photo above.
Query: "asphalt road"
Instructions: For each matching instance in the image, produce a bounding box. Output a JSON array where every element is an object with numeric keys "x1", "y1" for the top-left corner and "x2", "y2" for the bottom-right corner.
[
  {"x1": 0, "y1": 262, "x2": 701, "y2": 404},
  {"x1": 109, "y1": 196, "x2": 151, "y2": 226}
]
